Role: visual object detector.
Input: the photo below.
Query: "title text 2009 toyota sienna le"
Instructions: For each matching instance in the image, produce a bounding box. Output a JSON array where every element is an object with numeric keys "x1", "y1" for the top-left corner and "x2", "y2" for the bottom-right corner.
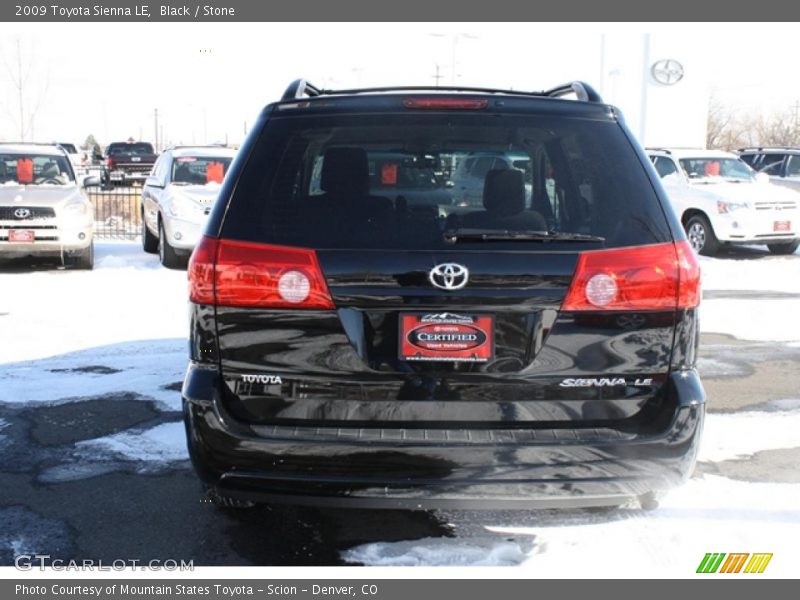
[{"x1": 182, "y1": 80, "x2": 704, "y2": 510}]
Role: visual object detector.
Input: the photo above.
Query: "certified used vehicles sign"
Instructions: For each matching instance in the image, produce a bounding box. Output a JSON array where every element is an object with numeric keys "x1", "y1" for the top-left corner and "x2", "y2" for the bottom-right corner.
[{"x1": 399, "y1": 312, "x2": 494, "y2": 362}]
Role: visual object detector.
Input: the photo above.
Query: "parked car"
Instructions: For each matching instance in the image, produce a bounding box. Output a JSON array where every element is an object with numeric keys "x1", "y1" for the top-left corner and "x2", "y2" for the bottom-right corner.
[
  {"x1": 450, "y1": 151, "x2": 533, "y2": 208},
  {"x1": 647, "y1": 148, "x2": 800, "y2": 256},
  {"x1": 141, "y1": 146, "x2": 237, "y2": 268},
  {"x1": 182, "y1": 79, "x2": 703, "y2": 511},
  {"x1": 737, "y1": 147, "x2": 800, "y2": 193},
  {"x1": 55, "y1": 142, "x2": 89, "y2": 176},
  {"x1": 0, "y1": 143, "x2": 97, "y2": 269},
  {"x1": 361, "y1": 151, "x2": 454, "y2": 208},
  {"x1": 102, "y1": 141, "x2": 158, "y2": 187}
]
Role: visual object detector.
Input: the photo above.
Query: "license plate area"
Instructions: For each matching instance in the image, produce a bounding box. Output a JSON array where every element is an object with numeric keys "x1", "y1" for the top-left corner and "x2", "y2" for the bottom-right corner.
[
  {"x1": 8, "y1": 230, "x2": 35, "y2": 242},
  {"x1": 399, "y1": 313, "x2": 494, "y2": 362},
  {"x1": 774, "y1": 220, "x2": 791, "y2": 232}
]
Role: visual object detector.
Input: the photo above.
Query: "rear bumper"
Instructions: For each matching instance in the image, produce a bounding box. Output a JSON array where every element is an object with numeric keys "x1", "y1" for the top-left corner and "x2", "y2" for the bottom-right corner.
[{"x1": 182, "y1": 364, "x2": 705, "y2": 509}]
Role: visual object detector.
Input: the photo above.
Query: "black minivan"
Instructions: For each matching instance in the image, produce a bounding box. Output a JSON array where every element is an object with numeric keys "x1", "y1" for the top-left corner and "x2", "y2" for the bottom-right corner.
[{"x1": 182, "y1": 80, "x2": 704, "y2": 510}]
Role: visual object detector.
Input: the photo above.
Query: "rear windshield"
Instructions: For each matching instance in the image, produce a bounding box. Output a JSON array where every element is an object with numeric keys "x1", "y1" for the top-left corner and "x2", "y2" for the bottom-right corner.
[
  {"x1": 108, "y1": 143, "x2": 153, "y2": 155},
  {"x1": 171, "y1": 156, "x2": 233, "y2": 185},
  {"x1": 223, "y1": 112, "x2": 670, "y2": 249}
]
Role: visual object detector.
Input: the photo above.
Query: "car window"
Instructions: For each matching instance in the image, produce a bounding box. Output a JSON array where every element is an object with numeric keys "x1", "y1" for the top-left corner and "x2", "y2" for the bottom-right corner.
[
  {"x1": 223, "y1": 113, "x2": 671, "y2": 250},
  {"x1": 652, "y1": 156, "x2": 678, "y2": 178},
  {"x1": 171, "y1": 156, "x2": 233, "y2": 185},
  {"x1": 786, "y1": 156, "x2": 800, "y2": 177},
  {"x1": 679, "y1": 157, "x2": 755, "y2": 182},
  {"x1": 760, "y1": 161, "x2": 784, "y2": 176},
  {"x1": 0, "y1": 153, "x2": 74, "y2": 185}
]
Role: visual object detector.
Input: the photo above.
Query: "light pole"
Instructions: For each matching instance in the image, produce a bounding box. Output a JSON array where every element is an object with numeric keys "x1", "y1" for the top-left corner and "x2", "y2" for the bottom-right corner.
[{"x1": 429, "y1": 32, "x2": 479, "y2": 85}]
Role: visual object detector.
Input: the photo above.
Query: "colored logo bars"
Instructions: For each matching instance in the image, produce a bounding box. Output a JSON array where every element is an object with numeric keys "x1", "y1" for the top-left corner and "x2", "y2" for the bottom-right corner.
[{"x1": 696, "y1": 553, "x2": 773, "y2": 574}]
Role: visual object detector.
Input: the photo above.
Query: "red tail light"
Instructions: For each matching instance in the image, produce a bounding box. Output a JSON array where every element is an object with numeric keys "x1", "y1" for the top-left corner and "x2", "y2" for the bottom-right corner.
[
  {"x1": 188, "y1": 237, "x2": 335, "y2": 310},
  {"x1": 106, "y1": 156, "x2": 114, "y2": 168},
  {"x1": 561, "y1": 241, "x2": 701, "y2": 312},
  {"x1": 403, "y1": 97, "x2": 488, "y2": 110}
]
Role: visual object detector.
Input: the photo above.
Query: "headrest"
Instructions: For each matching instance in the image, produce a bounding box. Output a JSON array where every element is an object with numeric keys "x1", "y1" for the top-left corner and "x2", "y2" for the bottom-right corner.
[
  {"x1": 42, "y1": 162, "x2": 60, "y2": 178},
  {"x1": 483, "y1": 168, "x2": 525, "y2": 216},
  {"x1": 320, "y1": 147, "x2": 369, "y2": 195}
]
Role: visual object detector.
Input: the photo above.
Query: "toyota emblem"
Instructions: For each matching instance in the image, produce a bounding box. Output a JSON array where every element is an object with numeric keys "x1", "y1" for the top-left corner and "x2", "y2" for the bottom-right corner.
[
  {"x1": 14, "y1": 208, "x2": 31, "y2": 219},
  {"x1": 651, "y1": 59, "x2": 684, "y2": 86},
  {"x1": 429, "y1": 263, "x2": 469, "y2": 291}
]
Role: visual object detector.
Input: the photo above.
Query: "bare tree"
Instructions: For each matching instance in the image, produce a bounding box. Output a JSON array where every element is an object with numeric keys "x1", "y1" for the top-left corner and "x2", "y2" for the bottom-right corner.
[
  {"x1": 752, "y1": 105, "x2": 800, "y2": 147},
  {"x1": 708, "y1": 95, "x2": 800, "y2": 150},
  {"x1": 706, "y1": 96, "x2": 752, "y2": 150},
  {"x1": 2, "y1": 37, "x2": 49, "y2": 141}
]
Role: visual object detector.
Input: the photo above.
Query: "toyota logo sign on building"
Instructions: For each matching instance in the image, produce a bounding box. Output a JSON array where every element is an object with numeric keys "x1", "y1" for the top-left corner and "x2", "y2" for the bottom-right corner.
[{"x1": 651, "y1": 59, "x2": 684, "y2": 85}]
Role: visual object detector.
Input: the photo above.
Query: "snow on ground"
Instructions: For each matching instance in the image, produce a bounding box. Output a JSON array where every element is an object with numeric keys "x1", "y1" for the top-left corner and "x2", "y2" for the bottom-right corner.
[
  {"x1": 699, "y1": 298, "x2": 800, "y2": 342},
  {"x1": 698, "y1": 254, "x2": 800, "y2": 294},
  {"x1": 2, "y1": 242, "x2": 800, "y2": 573},
  {"x1": 697, "y1": 253, "x2": 800, "y2": 342},
  {"x1": 700, "y1": 407, "x2": 800, "y2": 462},
  {"x1": 0, "y1": 339, "x2": 186, "y2": 410},
  {"x1": 0, "y1": 242, "x2": 188, "y2": 364}
]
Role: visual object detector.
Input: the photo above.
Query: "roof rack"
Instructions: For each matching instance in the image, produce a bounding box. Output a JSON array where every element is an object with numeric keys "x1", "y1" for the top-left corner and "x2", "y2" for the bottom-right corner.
[
  {"x1": 166, "y1": 143, "x2": 229, "y2": 151},
  {"x1": 0, "y1": 141, "x2": 64, "y2": 147},
  {"x1": 737, "y1": 146, "x2": 800, "y2": 152},
  {"x1": 644, "y1": 147, "x2": 673, "y2": 154},
  {"x1": 281, "y1": 80, "x2": 604, "y2": 103},
  {"x1": 541, "y1": 81, "x2": 603, "y2": 103}
]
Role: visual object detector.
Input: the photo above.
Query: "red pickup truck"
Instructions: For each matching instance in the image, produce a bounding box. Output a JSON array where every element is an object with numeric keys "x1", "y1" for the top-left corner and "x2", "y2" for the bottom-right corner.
[{"x1": 102, "y1": 141, "x2": 158, "y2": 187}]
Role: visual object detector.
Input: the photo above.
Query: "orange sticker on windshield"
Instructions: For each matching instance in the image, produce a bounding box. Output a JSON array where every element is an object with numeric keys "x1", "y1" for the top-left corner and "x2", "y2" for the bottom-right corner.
[
  {"x1": 206, "y1": 162, "x2": 224, "y2": 183},
  {"x1": 381, "y1": 163, "x2": 398, "y2": 185},
  {"x1": 17, "y1": 158, "x2": 33, "y2": 183}
]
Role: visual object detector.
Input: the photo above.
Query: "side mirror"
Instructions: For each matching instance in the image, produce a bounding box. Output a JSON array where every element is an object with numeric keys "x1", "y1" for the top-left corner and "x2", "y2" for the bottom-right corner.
[
  {"x1": 82, "y1": 175, "x2": 101, "y2": 187},
  {"x1": 145, "y1": 175, "x2": 163, "y2": 188},
  {"x1": 755, "y1": 172, "x2": 770, "y2": 184}
]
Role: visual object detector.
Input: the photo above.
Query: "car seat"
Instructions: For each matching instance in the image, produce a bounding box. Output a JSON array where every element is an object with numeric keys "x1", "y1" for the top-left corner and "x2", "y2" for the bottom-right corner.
[{"x1": 460, "y1": 169, "x2": 547, "y2": 231}]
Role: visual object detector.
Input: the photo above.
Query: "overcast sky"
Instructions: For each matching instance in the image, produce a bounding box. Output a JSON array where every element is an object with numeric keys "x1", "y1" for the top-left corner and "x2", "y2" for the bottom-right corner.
[{"x1": 0, "y1": 22, "x2": 795, "y2": 148}]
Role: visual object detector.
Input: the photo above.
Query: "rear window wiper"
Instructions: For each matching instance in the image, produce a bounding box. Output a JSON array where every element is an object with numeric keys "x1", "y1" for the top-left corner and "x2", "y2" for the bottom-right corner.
[{"x1": 443, "y1": 228, "x2": 605, "y2": 243}]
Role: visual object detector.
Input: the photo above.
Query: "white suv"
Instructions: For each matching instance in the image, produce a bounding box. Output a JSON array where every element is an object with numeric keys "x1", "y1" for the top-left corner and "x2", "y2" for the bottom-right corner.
[
  {"x1": 647, "y1": 148, "x2": 800, "y2": 256},
  {"x1": 141, "y1": 146, "x2": 237, "y2": 268},
  {"x1": 0, "y1": 143, "x2": 97, "y2": 268}
]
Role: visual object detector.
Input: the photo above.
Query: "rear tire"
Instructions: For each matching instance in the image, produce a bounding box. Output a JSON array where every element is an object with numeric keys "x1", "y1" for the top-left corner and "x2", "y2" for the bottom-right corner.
[
  {"x1": 142, "y1": 211, "x2": 158, "y2": 253},
  {"x1": 685, "y1": 214, "x2": 719, "y2": 256},
  {"x1": 158, "y1": 219, "x2": 184, "y2": 269},
  {"x1": 69, "y1": 242, "x2": 94, "y2": 270},
  {"x1": 767, "y1": 239, "x2": 800, "y2": 255}
]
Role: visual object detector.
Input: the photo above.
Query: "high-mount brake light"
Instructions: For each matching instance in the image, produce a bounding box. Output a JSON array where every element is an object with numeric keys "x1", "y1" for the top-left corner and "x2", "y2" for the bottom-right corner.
[
  {"x1": 188, "y1": 237, "x2": 335, "y2": 309},
  {"x1": 561, "y1": 241, "x2": 701, "y2": 311},
  {"x1": 403, "y1": 98, "x2": 489, "y2": 110}
]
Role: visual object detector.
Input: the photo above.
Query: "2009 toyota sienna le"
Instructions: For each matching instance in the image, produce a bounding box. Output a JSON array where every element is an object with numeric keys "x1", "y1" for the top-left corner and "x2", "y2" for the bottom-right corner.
[{"x1": 182, "y1": 80, "x2": 704, "y2": 510}]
